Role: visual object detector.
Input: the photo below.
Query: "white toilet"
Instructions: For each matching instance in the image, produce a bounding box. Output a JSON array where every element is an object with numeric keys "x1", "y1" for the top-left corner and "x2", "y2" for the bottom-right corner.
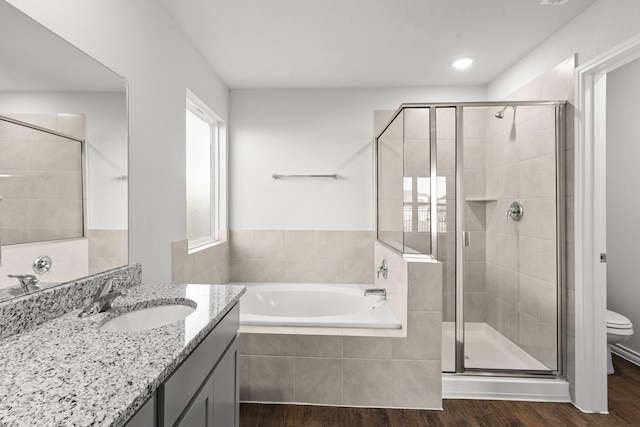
[{"x1": 606, "y1": 309, "x2": 634, "y2": 374}]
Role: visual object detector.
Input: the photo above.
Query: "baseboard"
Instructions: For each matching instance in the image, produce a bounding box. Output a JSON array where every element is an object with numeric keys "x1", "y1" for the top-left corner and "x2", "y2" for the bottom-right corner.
[
  {"x1": 611, "y1": 344, "x2": 640, "y2": 367},
  {"x1": 442, "y1": 375, "x2": 571, "y2": 402}
]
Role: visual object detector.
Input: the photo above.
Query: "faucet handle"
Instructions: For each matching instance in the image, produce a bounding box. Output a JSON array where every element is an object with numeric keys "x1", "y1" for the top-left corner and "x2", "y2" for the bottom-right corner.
[
  {"x1": 8, "y1": 274, "x2": 37, "y2": 280},
  {"x1": 377, "y1": 259, "x2": 388, "y2": 279},
  {"x1": 8, "y1": 274, "x2": 40, "y2": 292}
]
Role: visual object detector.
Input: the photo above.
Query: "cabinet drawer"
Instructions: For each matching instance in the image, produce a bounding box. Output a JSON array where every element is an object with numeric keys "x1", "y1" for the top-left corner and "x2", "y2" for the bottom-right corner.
[{"x1": 162, "y1": 303, "x2": 239, "y2": 427}]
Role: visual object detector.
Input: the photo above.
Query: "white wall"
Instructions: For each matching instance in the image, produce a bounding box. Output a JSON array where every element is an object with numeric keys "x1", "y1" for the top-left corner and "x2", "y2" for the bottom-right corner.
[
  {"x1": 487, "y1": 0, "x2": 640, "y2": 100},
  {"x1": 0, "y1": 92, "x2": 127, "y2": 229},
  {"x1": 6, "y1": 0, "x2": 229, "y2": 282},
  {"x1": 606, "y1": 57, "x2": 640, "y2": 354},
  {"x1": 229, "y1": 86, "x2": 485, "y2": 230}
]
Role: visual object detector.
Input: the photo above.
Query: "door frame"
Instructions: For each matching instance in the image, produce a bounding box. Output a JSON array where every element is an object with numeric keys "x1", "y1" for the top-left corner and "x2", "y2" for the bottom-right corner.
[{"x1": 574, "y1": 32, "x2": 640, "y2": 413}]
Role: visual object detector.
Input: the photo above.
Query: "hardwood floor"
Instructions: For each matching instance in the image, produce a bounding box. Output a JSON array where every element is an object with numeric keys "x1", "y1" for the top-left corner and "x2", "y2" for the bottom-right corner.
[{"x1": 240, "y1": 355, "x2": 640, "y2": 426}]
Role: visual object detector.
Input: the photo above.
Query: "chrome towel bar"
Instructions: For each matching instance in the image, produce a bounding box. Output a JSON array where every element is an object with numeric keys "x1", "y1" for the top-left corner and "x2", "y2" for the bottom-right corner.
[{"x1": 272, "y1": 174, "x2": 338, "y2": 180}]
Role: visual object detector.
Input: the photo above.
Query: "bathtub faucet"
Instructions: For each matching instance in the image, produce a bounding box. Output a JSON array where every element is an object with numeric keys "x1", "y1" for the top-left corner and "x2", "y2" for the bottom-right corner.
[{"x1": 364, "y1": 288, "x2": 386, "y2": 299}]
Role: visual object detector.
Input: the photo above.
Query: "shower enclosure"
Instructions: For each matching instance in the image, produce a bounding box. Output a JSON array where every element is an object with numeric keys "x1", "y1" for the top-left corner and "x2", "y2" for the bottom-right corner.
[{"x1": 376, "y1": 102, "x2": 565, "y2": 376}]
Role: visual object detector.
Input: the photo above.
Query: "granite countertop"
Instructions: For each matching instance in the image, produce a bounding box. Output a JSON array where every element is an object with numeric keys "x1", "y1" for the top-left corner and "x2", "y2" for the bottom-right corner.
[{"x1": 0, "y1": 282, "x2": 245, "y2": 427}]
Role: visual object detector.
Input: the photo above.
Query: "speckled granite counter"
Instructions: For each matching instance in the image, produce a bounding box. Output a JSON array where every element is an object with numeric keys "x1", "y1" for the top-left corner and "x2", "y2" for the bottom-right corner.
[{"x1": 0, "y1": 282, "x2": 245, "y2": 427}]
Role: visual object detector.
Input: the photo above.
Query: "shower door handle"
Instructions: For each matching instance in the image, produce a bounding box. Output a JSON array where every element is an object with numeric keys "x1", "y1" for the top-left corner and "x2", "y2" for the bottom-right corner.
[{"x1": 463, "y1": 231, "x2": 471, "y2": 247}]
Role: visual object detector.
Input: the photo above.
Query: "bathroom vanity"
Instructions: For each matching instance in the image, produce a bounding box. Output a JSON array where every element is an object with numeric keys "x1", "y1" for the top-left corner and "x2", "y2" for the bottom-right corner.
[
  {"x1": 128, "y1": 304, "x2": 240, "y2": 426},
  {"x1": 0, "y1": 268, "x2": 245, "y2": 427}
]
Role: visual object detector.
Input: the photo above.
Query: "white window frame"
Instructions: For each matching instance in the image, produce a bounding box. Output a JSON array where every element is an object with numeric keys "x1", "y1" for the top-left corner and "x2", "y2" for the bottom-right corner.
[{"x1": 186, "y1": 89, "x2": 227, "y2": 252}]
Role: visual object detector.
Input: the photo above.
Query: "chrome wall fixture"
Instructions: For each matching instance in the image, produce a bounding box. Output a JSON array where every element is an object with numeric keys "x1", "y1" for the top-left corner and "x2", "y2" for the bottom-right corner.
[
  {"x1": 377, "y1": 259, "x2": 388, "y2": 279},
  {"x1": 507, "y1": 201, "x2": 524, "y2": 221},
  {"x1": 33, "y1": 255, "x2": 52, "y2": 274},
  {"x1": 272, "y1": 174, "x2": 338, "y2": 180}
]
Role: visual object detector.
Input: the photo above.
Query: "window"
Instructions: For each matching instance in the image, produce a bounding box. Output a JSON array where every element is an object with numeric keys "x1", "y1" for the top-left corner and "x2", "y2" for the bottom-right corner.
[{"x1": 186, "y1": 91, "x2": 225, "y2": 250}]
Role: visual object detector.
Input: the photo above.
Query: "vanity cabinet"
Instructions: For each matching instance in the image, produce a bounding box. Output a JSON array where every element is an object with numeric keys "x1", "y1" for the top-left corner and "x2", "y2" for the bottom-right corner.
[
  {"x1": 175, "y1": 338, "x2": 239, "y2": 427},
  {"x1": 125, "y1": 393, "x2": 155, "y2": 426},
  {"x1": 126, "y1": 303, "x2": 240, "y2": 427}
]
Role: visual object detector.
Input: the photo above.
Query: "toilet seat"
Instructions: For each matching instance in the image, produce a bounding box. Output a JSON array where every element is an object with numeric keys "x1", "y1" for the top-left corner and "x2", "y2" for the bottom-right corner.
[
  {"x1": 607, "y1": 310, "x2": 633, "y2": 334},
  {"x1": 606, "y1": 310, "x2": 634, "y2": 375}
]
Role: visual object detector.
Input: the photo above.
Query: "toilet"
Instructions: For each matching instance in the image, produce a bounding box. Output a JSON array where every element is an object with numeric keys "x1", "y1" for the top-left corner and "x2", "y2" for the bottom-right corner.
[{"x1": 606, "y1": 309, "x2": 634, "y2": 374}]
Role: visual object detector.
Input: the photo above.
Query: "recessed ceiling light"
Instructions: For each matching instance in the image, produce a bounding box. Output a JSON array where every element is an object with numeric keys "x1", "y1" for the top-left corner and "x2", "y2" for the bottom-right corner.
[{"x1": 451, "y1": 57, "x2": 475, "y2": 70}]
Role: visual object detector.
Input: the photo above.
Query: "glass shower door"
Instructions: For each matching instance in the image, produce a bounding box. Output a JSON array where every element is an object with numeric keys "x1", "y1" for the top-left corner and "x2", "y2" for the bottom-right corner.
[{"x1": 460, "y1": 105, "x2": 559, "y2": 373}]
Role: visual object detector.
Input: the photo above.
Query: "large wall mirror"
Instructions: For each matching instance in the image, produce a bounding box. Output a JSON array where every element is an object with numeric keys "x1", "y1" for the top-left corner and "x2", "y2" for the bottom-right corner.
[{"x1": 0, "y1": 1, "x2": 127, "y2": 301}]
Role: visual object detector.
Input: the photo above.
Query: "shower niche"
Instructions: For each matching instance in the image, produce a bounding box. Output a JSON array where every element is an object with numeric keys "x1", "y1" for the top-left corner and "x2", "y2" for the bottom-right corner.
[{"x1": 376, "y1": 102, "x2": 566, "y2": 376}]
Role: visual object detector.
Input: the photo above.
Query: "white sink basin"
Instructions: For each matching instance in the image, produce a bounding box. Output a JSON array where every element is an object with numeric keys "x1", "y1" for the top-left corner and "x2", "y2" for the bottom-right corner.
[{"x1": 100, "y1": 304, "x2": 196, "y2": 332}]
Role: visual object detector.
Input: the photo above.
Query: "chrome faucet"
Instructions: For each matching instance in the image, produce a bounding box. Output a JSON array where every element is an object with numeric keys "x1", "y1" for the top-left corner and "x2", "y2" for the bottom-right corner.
[
  {"x1": 364, "y1": 288, "x2": 387, "y2": 299},
  {"x1": 8, "y1": 274, "x2": 41, "y2": 293},
  {"x1": 377, "y1": 259, "x2": 388, "y2": 279},
  {"x1": 78, "y1": 276, "x2": 129, "y2": 317}
]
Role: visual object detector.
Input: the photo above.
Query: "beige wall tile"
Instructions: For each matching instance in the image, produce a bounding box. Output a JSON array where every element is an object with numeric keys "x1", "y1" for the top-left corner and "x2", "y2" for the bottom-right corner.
[
  {"x1": 392, "y1": 311, "x2": 441, "y2": 361},
  {"x1": 30, "y1": 199, "x2": 59, "y2": 228},
  {"x1": 313, "y1": 259, "x2": 344, "y2": 283},
  {"x1": 343, "y1": 230, "x2": 374, "y2": 260},
  {"x1": 345, "y1": 259, "x2": 374, "y2": 284},
  {"x1": 464, "y1": 291, "x2": 486, "y2": 322},
  {"x1": 88, "y1": 229, "x2": 117, "y2": 258},
  {"x1": 171, "y1": 239, "x2": 191, "y2": 283},
  {"x1": 254, "y1": 230, "x2": 284, "y2": 259},
  {"x1": 295, "y1": 335, "x2": 343, "y2": 358},
  {"x1": 239, "y1": 355, "x2": 249, "y2": 401},
  {"x1": 294, "y1": 357, "x2": 342, "y2": 405},
  {"x1": 315, "y1": 230, "x2": 344, "y2": 259},
  {"x1": 284, "y1": 259, "x2": 315, "y2": 283},
  {"x1": 343, "y1": 337, "x2": 392, "y2": 359},
  {"x1": 248, "y1": 333, "x2": 296, "y2": 356},
  {"x1": 239, "y1": 333, "x2": 250, "y2": 355},
  {"x1": 284, "y1": 230, "x2": 315, "y2": 259},
  {"x1": 231, "y1": 259, "x2": 284, "y2": 282},
  {"x1": 30, "y1": 228, "x2": 60, "y2": 242},
  {"x1": 408, "y1": 262, "x2": 442, "y2": 312},
  {"x1": 248, "y1": 356, "x2": 294, "y2": 402},
  {"x1": 343, "y1": 359, "x2": 392, "y2": 407},
  {"x1": 89, "y1": 257, "x2": 119, "y2": 275},
  {"x1": 230, "y1": 230, "x2": 255, "y2": 260},
  {"x1": 391, "y1": 360, "x2": 441, "y2": 409}
]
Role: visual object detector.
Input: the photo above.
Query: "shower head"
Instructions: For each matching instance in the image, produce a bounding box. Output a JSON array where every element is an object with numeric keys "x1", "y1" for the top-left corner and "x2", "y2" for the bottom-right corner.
[
  {"x1": 495, "y1": 106, "x2": 507, "y2": 119},
  {"x1": 495, "y1": 106, "x2": 517, "y2": 119}
]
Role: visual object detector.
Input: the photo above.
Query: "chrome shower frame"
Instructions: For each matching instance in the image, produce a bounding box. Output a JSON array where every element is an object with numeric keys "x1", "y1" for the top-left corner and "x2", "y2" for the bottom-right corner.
[{"x1": 375, "y1": 101, "x2": 567, "y2": 379}]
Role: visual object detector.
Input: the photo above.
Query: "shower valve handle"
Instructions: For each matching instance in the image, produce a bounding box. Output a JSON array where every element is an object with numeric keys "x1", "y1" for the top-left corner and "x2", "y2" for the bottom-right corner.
[{"x1": 507, "y1": 201, "x2": 524, "y2": 221}]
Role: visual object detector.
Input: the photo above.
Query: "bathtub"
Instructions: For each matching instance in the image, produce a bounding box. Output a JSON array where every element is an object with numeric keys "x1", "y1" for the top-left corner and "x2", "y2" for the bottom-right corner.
[{"x1": 236, "y1": 283, "x2": 402, "y2": 329}]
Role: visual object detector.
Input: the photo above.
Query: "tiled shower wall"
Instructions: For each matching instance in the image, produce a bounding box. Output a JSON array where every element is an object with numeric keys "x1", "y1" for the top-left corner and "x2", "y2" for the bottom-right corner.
[
  {"x1": 239, "y1": 241, "x2": 443, "y2": 409},
  {"x1": 229, "y1": 230, "x2": 374, "y2": 284},
  {"x1": 0, "y1": 113, "x2": 84, "y2": 245},
  {"x1": 485, "y1": 57, "x2": 575, "y2": 369},
  {"x1": 484, "y1": 106, "x2": 558, "y2": 368}
]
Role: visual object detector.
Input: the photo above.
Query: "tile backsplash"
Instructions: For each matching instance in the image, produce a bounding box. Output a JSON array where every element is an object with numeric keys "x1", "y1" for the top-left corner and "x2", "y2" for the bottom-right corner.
[{"x1": 230, "y1": 229, "x2": 374, "y2": 284}]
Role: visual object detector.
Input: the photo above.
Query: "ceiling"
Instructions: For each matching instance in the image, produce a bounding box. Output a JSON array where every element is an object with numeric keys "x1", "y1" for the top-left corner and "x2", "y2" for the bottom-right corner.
[
  {"x1": 0, "y1": 1, "x2": 124, "y2": 92},
  {"x1": 160, "y1": 0, "x2": 597, "y2": 89}
]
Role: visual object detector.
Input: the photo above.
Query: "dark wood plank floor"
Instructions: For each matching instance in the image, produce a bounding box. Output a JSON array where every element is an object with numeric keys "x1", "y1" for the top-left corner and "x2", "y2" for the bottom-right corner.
[{"x1": 240, "y1": 355, "x2": 640, "y2": 426}]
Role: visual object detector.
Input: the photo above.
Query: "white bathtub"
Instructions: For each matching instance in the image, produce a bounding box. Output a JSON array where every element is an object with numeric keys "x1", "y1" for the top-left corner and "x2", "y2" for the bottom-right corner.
[{"x1": 236, "y1": 283, "x2": 402, "y2": 329}]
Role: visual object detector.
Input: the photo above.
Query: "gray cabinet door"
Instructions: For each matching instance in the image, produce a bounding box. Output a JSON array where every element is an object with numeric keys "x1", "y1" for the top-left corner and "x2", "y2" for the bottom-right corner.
[
  {"x1": 212, "y1": 337, "x2": 239, "y2": 427},
  {"x1": 176, "y1": 375, "x2": 214, "y2": 427},
  {"x1": 125, "y1": 394, "x2": 155, "y2": 427}
]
